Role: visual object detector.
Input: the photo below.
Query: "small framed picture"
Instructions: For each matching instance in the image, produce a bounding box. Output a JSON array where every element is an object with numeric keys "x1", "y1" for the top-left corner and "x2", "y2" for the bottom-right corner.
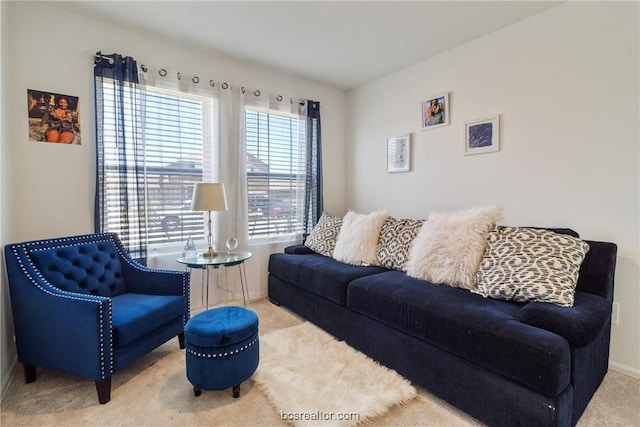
[
  {"x1": 464, "y1": 115, "x2": 500, "y2": 155},
  {"x1": 387, "y1": 134, "x2": 411, "y2": 173},
  {"x1": 422, "y1": 93, "x2": 449, "y2": 130}
]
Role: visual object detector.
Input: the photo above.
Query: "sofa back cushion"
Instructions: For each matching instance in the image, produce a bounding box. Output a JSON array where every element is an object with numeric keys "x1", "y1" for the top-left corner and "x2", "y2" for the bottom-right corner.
[{"x1": 29, "y1": 240, "x2": 127, "y2": 297}]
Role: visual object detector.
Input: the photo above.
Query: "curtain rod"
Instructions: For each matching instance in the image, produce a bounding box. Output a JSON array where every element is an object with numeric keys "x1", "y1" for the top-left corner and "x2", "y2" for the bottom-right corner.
[
  {"x1": 140, "y1": 63, "x2": 306, "y2": 105},
  {"x1": 93, "y1": 51, "x2": 307, "y2": 105}
]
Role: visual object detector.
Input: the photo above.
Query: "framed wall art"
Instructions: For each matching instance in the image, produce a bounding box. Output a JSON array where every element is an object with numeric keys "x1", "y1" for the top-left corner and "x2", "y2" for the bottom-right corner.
[
  {"x1": 27, "y1": 89, "x2": 81, "y2": 144},
  {"x1": 422, "y1": 93, "x2": 449, "y2": 130},
  {"x1": 464, "y1": 115, "x2": 500, "y2": 155},
  {"x1": 387, "y1": 134, "x2": 411, "y2": 173}
]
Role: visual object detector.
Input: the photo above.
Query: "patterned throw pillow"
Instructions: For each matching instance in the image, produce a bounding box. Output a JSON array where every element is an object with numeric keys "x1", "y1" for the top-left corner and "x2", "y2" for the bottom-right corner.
[
  {"x1": 376, "y1": 218, "x2": 425, "y2": 271},
  {"x1": 304, "y1": 212, "x2": 343, "y2": 257},
  {"x1": 476, "y1": 227, "x2": 590, "y2": 307}
]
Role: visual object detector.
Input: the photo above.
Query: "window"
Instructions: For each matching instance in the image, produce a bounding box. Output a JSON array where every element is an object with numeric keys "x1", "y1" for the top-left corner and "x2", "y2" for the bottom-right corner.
[
  {"x1": 246, "y1": 107, "x2": 305, "y2": 239},
  {"x1": 98, "y1": 72, "x2": 317, "y2": 255},
  {"x1": 100, "y1": 82, "x2": 210, "y2": 246}
]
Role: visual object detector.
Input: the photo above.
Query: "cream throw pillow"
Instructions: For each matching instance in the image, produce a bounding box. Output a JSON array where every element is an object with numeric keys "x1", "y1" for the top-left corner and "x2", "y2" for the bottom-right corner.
[
  {"x1": 406, "y1": 206, "x2": 503, "y2": 290},
  {"x1": 333, "y1": 210, "x2": 389, "y2": 266}
]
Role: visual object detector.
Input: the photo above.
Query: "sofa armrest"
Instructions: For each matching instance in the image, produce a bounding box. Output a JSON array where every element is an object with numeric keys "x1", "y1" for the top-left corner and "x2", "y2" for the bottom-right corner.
[
  {"x1": 284, "y1": 244, "x2": 316, "y2": 255},
  {"x1": 516, "y1": 291, "x2": 611, "y2": 347}
]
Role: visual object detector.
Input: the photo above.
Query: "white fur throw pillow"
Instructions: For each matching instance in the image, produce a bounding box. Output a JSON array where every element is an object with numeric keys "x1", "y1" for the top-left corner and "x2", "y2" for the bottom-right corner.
[
  {"x1": 406, "y1": 206, "x2": 503, "y2": 290},
  {"x1": 333, "y1": 210, "x2": 389, "y2": 266}
]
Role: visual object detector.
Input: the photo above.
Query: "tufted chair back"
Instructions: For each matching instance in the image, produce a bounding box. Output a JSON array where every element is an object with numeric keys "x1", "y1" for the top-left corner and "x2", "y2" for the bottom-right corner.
[{"x1": 27, "y1": 239, "x2": 127, "y2": 297}]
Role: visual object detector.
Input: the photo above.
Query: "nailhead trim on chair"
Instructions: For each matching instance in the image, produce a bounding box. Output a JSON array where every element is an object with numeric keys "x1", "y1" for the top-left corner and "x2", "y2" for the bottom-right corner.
[
  {"x1": 187, "y1": 337, "x2": 258, "y2": 358},
  {"x1": 28, "y1": 238, "x2": 112, "y2": 252}
]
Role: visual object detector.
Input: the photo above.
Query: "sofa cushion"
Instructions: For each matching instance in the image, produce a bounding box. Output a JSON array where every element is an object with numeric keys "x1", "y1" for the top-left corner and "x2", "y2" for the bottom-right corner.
[
  {"x1": 333, "y1": 210, "x2": 389, "y2": 266},
  {"x1": 28, "y1": 241, "x2": 127, "y2": 297},
  {"x1": 304, "y1": 212, "x2": 343, "y2": 257},
  {"x1": 346, "y1": 271, "x2": 571, "y2": 397},
  {"x1": 376, "y1": 217, "x2": 425, "y2": 271},
  {"x1": 406, "y1": 206, "x2": 502, "y2": 291},
  {"x1": 268, "y1": 252, "x2": 387, "y2": 306},
  {"x1": 111, "y1": 293, "x2": 186, "y2": 347},
  {"x1": 477, "y1": 227, "x2": 590, "y2": 307}
]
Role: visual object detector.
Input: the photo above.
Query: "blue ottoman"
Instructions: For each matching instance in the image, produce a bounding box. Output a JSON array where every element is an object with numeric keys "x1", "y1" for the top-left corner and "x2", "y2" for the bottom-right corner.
[{"x1": 185, "y1": 306, "x2": 259, "y2": 398}]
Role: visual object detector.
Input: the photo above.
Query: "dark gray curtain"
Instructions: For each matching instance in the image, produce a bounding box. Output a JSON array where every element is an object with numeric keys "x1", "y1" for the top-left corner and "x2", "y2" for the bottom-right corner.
[
  {"x1": 303, "y1": 100, "x2": 323, "y2": 238},
  {"x1": 94, "y1": 52, "x2": 147, "y2": 263}
]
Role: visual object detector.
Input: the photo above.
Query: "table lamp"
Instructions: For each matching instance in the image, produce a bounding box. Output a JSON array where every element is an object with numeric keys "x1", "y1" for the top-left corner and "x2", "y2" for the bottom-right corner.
[{"x1": 191, "y1": 182, "x2": 228, "y2": 257}]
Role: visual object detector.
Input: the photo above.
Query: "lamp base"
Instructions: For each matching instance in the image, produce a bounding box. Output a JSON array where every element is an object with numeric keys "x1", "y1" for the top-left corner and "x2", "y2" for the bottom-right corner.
[{"x1": 201, "y1": 247, "x2": 218, "y2": 258}]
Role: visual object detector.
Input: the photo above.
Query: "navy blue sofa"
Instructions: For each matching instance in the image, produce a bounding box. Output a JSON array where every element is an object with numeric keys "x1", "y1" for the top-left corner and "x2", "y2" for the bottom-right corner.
[
  {"x1": 268, "y1": 234, "x2": 617, "y2": 427},
  {"x1": 4, "y1": 233, "x2": 190, "y2": 404}
]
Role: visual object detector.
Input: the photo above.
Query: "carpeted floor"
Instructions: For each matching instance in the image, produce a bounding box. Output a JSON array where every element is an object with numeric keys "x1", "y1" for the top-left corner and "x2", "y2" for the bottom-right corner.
[{"x1": 1, "y1": 299, "x2": 638, "y2": 426}]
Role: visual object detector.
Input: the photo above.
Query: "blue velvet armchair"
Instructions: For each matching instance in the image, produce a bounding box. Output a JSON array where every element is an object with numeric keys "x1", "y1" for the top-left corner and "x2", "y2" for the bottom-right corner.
[{"x1": 4, "y1": 233, "x2": 190, "y2": 404}]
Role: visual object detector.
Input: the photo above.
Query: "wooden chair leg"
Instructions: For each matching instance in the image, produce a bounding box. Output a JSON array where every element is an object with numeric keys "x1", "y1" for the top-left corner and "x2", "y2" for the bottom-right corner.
[
  {"x1": 178, "y1": 332, "x2": 185, "y2": 349},
  {"x1": 24, "y1": 364, "x2": 36, "y2": 383},
  {"x1": 95, "y1": 377, "x2": 112, "y2": 404}
]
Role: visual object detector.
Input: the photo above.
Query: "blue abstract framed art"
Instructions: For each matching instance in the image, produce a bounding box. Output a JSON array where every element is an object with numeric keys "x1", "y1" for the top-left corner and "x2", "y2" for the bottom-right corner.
[{"x1": 464, "y1": 115, "x2": 500, "y2": 155}]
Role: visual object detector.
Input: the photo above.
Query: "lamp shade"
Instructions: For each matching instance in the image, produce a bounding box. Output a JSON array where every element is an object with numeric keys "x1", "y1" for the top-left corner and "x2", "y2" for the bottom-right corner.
[{"x1": 191, "y1": 183, "x2": 228, "y2": 212}]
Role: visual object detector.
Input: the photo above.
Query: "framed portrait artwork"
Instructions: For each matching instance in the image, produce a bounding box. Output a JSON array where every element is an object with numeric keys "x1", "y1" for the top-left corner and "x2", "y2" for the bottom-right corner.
[
  {"x1": 422, "y1": 93, "x2": 449, "y2": 130},
  {"x1": 387, "y1": 134, "x2": 411, "y2": 173},
  {"x1": 464, "y1": 115, "x2": 500, "y2": 155},
  {"x1": 27, "y1": 89, "x2": 81, "y2": 144}
]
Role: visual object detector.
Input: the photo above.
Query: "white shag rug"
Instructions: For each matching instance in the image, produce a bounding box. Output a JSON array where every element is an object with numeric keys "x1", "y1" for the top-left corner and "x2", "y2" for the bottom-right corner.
[{"x1": 253, "y1": 322, "x2": 417, "y2": 427}]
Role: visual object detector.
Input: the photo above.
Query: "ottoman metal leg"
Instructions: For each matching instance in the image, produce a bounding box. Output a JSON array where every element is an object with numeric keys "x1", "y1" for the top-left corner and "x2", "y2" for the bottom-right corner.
[
  {"x1": 232, "y1": 385, "x2": 240, "y2": 398},
  {"x1": 194, "y1": 386, "x2": 201, "y2": 397}
]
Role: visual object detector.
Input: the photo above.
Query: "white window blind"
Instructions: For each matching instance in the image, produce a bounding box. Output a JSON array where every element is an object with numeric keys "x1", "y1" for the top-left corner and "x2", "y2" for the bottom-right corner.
[
  {"x1": 246, "y1": 107, "x2": 305, "y2": 239},
  {"x1": 101, "y1": 82, "x2": 210, "y2": 246}
]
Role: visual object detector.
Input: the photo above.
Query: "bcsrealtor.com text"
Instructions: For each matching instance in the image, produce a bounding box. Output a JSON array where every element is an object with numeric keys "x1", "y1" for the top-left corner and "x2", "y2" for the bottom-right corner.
[{"x1": 281, "y1": 410, "x2": 361, "y2": 422}]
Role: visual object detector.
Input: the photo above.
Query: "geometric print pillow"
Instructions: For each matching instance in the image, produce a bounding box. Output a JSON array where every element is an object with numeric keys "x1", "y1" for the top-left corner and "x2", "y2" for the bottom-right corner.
[
  {"x1": 476, "y1": 227, "x2": 590, "y2": 307},
  {"x1": 304, "y1": 212, "x2": 343, "y2": 257},
  {"x1": 376, "y1": 217, "x2": 425, "y2": 271}
]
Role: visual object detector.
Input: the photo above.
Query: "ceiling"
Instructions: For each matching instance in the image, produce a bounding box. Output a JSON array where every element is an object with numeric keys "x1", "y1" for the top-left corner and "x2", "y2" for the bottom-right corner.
[{"x1": 51, "y1": 1, "x2": 561, "y2": 90}]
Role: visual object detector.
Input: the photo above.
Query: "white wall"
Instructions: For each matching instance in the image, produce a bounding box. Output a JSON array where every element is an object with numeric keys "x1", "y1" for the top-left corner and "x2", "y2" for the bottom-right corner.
[
  {"x1": 347, "y1": 2, "x2": 639, "y2": 375},
  {"x1": 1, "y1": 1, "x2": 348, "y2": 395}
]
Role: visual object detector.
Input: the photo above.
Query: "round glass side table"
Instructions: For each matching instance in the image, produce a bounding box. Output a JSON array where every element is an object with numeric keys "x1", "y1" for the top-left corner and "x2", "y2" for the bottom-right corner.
[{"x1": 177, "y1": 251, "x2": 252, "y2": 310}]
